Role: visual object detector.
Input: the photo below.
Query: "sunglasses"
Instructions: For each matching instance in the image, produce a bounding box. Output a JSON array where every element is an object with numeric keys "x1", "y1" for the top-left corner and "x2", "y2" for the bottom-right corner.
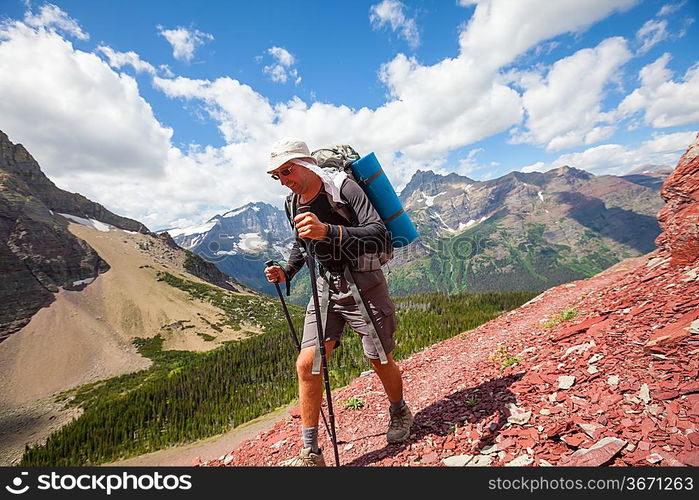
[{"x1": 270, "y1": 165, "x2": 294, "y2": 180}]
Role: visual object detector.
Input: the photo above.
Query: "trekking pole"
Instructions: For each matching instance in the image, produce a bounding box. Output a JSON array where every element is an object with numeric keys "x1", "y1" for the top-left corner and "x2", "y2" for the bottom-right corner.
[
  {"x1": 265, "y1": 260, "x2": 302, "y2": 350},
  {"x1": 296, "y1": 207, "x2": 341, "y2": 467},
  {"x1": 264, "y1": 260, "x2": 333, "y2": 441}
]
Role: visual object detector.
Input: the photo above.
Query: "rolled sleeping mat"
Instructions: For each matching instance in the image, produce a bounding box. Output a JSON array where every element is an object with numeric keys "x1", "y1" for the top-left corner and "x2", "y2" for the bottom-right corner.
[{"x1": 349, "y1": 153, "x2": 419, "y2": 248}]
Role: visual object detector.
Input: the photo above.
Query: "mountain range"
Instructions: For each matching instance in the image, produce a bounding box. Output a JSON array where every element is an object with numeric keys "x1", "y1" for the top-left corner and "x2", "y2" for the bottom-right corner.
[
  {"x1": 163, "y1": 202, "x2": 293, "y2": 296},
  {"x1": 392, "y1": 166, "x2": 665, "y2": 295},
  {"x1": 167, "y1": 161, "x2": 667, "y2": 303}
]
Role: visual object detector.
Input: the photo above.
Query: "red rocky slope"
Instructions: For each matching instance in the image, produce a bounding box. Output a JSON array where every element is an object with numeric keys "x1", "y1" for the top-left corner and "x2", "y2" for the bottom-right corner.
[{"x1": 200, "y1": 136, "x2": 698, "y2": 467}]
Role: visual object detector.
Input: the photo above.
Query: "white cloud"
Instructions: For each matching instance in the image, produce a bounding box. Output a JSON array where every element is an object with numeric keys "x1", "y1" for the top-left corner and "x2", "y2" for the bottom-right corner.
[
  {"x1": 262, "y1": 46, "x2": 301, "y2": 85},
  {"x1": 636, "y1": 19, "x2": 669, "y2": 54},
  {"x1": 0, "y1": 20, "x2": 172, "y2": 179},
  {"x1": 658, "y1": 1, "x2": 687, "y2": 17},
  {"x1": 97, "y1": 45, "x2": 156, "y2": 75},
  {"x1": 521, "y1": 161, "x2": 547, "y2": 173},
  {"x1": 370, "y1": 0, "x2": 420, "y2": 49},
  {"x1": 154, "y1": 76, "x2": 276, "y2": 143},
  {"x1": 53, "y1": 143, "x2": 275, "y2": 231},
  {"x1": 0, "y1": 9, "x2": 258, "y2": 231},
  {"x1": 456, "y1": 0, "x2": 638, "y2": 70},
  {"x1": 23, "y1": 3, "x2": 88, "y2": 40},
  {"x1": 618, "y1": 53, "x2": 699, "y2": 128},
  {"x1": 454, "y1": 147, "x2": 485, "y2": 176},
  {"x1": 263, "y1": 64, "x2": 287, "y2": 83},
  {"x1": 511, "y1": 37, "x2": 632, "y2": 151},
  {"x1": 0, "y1": 18, "x2": 280, "y2": 229},
  {"x1": 157, "y1": 25, "x2": 213, "y2": 63},
  {"x1": 268, "y1": 46, "x2": 294, "y2": 67},
  {"x1": 1, "y1": 0, "x2": 669, "y2": 230},
  {"x1": 153, "y1": 0, "x2": 643, "y2": 194},
  {"x1": 521, "y1": 130, "x2": 696, "y2": 175},
  {"x1": 159, "y1": 64, "x2": 175, "y2": 78},
  {"x1": 678, "y1": 17, "x2": 695, "y2": 38}
]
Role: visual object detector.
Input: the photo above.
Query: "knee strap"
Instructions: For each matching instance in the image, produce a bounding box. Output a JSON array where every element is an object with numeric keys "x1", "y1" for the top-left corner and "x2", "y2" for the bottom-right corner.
[
  {"x1": 343, "y1": 266, "x2": 388, "y2": 366},
  {"x1": 311, "y1": 276, "x2": 330, "y2": 375}
]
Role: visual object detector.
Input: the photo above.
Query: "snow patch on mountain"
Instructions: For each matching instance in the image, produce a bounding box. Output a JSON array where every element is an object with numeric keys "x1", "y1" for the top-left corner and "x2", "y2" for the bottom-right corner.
[
  {"x1": 58, "y1": 213, "x2": 113, "y2": 232},
  {"x1": 71, "y1": 277, "x2": 95, "y2": 287},
  {"x1": 238, "y1": 232, "x2": 267, "y2": 253},
  {"x1": 424, "y1": 191, "x2": 446, "y2": 207},
  {"x1": 166, "y1": 221, "x2": 217, "y2": 238}
]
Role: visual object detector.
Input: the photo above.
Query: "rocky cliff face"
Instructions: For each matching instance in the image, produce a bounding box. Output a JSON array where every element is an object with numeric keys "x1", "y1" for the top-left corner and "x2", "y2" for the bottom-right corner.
[
  {"x1": 655, "y1": 134, "x2": 699, "y2": 267},
  {"x1": 0, "y1": 131, "x2": 148, "y2": 233},
  {"x1": 0, "y1": 130, "x2": 245, "y2": 341},
  {"x1": 0, "y1": 132, "x2": 113, "y2": 340}
]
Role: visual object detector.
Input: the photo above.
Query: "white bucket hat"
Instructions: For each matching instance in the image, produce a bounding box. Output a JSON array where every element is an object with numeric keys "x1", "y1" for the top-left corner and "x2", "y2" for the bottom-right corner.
[
  {"x1": 267, "y1": 137, "x2": 347, "y2": 204},
  {"x1": 267, "y1": 137, "x2": 316, "y2": 172}
]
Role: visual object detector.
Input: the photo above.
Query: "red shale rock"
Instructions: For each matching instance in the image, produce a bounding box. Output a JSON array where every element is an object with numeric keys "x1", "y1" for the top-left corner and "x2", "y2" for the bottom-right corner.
[
  {"x1": 655, "y1": 133, "x2": 699, "y2": 267},
  {"x1": 644, "y1": 308, "x2": 699, "y2": 351},
  {"x1": 679, "y1": 450, "x2": 699, "y2": 467},
  {"x1": 558, "y1": 437, "x2": 627, "y2": 466},
  {"x1": 552, "y1": 315, "x2": 609, "y2": 342}
]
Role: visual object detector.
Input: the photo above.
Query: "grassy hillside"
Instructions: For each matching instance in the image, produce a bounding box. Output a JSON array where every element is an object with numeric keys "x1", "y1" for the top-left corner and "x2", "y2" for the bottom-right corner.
[
  {"x1": 387, "y1": 210, "x2": 629, "y2": 296},
  {"x1": 20, "y1": 274, "x2": 535, "y2": 466}
]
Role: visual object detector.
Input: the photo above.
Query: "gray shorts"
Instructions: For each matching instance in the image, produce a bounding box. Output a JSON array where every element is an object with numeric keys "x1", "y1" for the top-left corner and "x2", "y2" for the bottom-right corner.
[{"x1": 301, "y1": 269, "x2": 396, "y2": 359}]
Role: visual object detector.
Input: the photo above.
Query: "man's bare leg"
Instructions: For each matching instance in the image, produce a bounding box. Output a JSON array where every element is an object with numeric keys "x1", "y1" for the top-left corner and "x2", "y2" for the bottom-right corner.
[
  {"x1": 370, "y1": 353, "x2": 403, "y2": 403},
  {"x1": 370, "y1": 353, "x2": 412, "y2": 443},
  {"x1": 296, "y1": 340, "x2": 336, "y2": 429}
]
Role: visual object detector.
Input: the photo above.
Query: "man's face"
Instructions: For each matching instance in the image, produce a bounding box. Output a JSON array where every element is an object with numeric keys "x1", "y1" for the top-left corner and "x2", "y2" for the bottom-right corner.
[{"x1": 269, "y1": 161, "x2": 307, "y2": 194}]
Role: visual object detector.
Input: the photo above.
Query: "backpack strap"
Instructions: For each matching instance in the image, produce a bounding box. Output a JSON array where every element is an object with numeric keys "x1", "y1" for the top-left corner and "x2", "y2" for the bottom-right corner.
[
  {"x1": 285, "y1": 181, "x2": 354, "y2": 225},
  {"x1": 324, "y1": 178, "x2": 354, "y2": 224},
  {"x1": 342, "y1": 265, "x2": 388, "y2": 365},
  {"x1": 284, "y1": 193, "x2": 300, "y2": 228},
  {"x1": 311, "y1": 275, "x2": 331, "y2": 375}
]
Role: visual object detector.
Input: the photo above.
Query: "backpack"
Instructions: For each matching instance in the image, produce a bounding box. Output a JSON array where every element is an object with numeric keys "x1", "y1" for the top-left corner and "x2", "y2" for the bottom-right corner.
[{"x1": 284, "y1": 144, "x2": 393, "y2": 271}]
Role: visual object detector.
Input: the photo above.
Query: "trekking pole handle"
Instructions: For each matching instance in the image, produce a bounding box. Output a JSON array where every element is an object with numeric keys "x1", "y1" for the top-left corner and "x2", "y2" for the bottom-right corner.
[{"x1": 264, "y1": 259, "x2": 283, "y2": 280}]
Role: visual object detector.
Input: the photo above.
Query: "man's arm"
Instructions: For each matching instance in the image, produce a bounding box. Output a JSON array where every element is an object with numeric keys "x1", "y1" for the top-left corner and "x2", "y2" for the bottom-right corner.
[
  {"x1": 284, "y1": 239, "x2": 305, "y2": 281},
  {"x1": 282, "y1": 198, "x2": 306, "y2": 281}
]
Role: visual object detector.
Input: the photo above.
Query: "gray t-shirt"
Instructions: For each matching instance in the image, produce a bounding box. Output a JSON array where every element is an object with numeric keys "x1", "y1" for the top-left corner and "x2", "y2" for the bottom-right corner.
[{"x1": 284, "y1": 178, "x2": 388, "y2": 278}]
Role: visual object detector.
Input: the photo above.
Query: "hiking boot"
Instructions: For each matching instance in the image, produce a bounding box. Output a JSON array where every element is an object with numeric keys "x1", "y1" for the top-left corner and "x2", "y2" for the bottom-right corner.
[
  {"x1": 279, "y1": 447, "x2": 326, "y2": 467},
  {"x1": 387, "y1": 404, "x2": 413, "y2": 444}
]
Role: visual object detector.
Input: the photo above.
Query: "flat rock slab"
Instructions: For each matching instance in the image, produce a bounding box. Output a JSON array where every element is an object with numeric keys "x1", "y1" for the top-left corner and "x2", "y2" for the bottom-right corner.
[{"x1": 559, "y1": 437, "x2": 627, "y2": 466}]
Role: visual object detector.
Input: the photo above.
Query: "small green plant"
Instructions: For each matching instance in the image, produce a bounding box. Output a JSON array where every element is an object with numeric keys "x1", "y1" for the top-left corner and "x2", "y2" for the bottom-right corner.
[
  {"x1": 543, "y1": 307, "x2": 579, "y2": 328},
  {"x1": 501, "y1": 356, "x2": 519, "y2": 369},
  {"x1": 200, "y1": 316, "x2": 224, "y2": 333},
  {"x1": 465, "y1": 396, "x2": 479, "y2": 408},
  {"x1": 489, "y1": 345, "x2": 519, "y2": 371},
  {"x1": 560, "y1": 308, "x2": 579, "y2": 321},
  {"x1": 343, "y1": 396, "x2": 365, "y2": 410},
  {"x1": 197, "y1": 333, "x2": 216, "y2": 342}
]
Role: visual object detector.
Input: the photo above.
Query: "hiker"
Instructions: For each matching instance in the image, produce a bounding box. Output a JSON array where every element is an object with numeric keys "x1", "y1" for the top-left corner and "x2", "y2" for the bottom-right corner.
[{"x1": 264, "y1": 137, "x2": 413, "y2": 467}]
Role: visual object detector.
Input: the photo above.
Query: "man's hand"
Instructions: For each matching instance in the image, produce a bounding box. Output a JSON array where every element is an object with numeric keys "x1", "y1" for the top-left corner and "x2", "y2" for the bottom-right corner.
[
  {"x1": 294, "y1": 212, "x2": 328, "y2": 240},
  {"x1": 264, "y1": 265, "x2": 286, "y2": 283}
]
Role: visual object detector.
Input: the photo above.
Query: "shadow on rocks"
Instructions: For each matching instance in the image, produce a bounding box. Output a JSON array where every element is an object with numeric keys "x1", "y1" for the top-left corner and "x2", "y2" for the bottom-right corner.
[{"x1": 343, "y1": 372, "x2": 523, "y2": 467}]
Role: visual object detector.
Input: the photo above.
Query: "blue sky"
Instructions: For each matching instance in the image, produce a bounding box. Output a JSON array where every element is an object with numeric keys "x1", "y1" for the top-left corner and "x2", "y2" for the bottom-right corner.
[{"x1": 0, "y1": 0, "x2": 697, "y2": 230}]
